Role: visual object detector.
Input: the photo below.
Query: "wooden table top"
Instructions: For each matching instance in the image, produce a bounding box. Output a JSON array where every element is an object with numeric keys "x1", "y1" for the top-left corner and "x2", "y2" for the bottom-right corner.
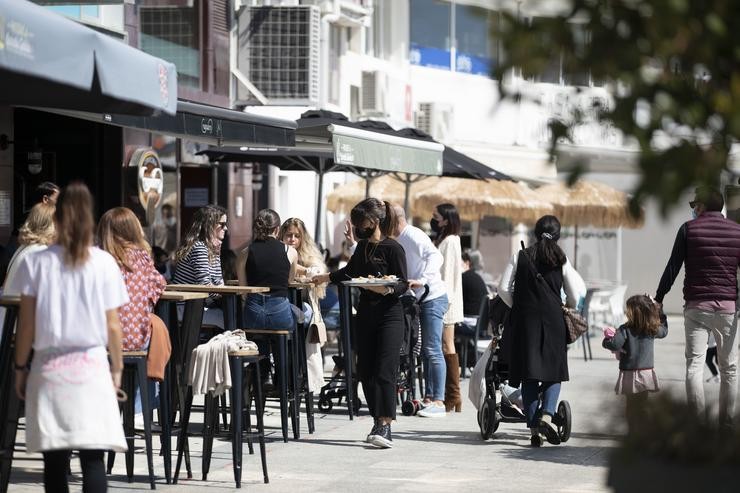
[
  {"x1": 165, "y1": 284, "x2": 269, "y2": 294},
  {"x1": 160, "y1": 291, "x2": 210, "y2": 301},
  {"x1": 0, "y1": 295, "x2": 20, "y2": 307},
  {"x1": 289, "y1": 281, "x2": 314, "y2": 289}
]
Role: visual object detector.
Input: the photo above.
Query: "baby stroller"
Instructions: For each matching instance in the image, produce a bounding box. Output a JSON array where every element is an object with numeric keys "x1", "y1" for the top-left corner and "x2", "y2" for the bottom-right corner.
[
  {"x1": 478, "y1": 297, "x2": 572, "y2": 443},
  {"x1": 398, "y1": 288, "x2": 426, "y2": 416},
  {"x1": 317, "y1": 354, "x2": 362, "y2": 414}
]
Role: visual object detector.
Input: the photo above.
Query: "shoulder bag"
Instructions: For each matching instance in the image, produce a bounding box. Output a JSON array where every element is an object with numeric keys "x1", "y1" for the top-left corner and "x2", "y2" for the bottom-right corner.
[{"x1": 519, "y1": 243, "x2": 588, "y2": 344}]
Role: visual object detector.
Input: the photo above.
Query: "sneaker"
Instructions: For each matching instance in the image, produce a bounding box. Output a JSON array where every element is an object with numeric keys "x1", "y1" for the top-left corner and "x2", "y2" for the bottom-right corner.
[
  {"x1": 530, "y1": 434, "x2": 543, "y2": 447},
  {"x1": 538, "y1": 419, "x2": 561, "y2": 445},
  {"x1": 366, "y1": 420, "x2": 379, "y2": 443},
  {"x1": 418, "y1": 403, "x2": 446, "y2": 418},
  {"x1": 369, "y1": 424, "x2": 393, "y2": 448}
]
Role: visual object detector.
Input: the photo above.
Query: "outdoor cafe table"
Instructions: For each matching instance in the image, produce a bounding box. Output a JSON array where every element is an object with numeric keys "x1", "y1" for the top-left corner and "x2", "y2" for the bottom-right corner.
[
  {"x1": 0, "y1": 296, "x2": 20, "y2": 493},
  {"x1": 164, "y1": 284, "x2": 269, "y2": 332}
]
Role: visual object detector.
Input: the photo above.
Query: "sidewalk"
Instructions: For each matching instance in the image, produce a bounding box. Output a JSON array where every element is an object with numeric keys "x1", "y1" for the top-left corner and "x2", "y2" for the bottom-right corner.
[{"x1": 9, "y1": 315, "x2": 703, "y2": 492}]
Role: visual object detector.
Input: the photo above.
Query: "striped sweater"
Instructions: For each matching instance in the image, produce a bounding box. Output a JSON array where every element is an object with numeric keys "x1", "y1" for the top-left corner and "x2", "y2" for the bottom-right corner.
[{"x1": 173, "y1": 241, "x2": 223, "y2": 303}]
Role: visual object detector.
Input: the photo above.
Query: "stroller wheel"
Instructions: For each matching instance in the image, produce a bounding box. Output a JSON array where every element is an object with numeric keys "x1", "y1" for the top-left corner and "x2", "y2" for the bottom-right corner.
[
  {"x1": 556, "y1": 401, "x2": 572, "y2": 442},
  {"x1": 401, "y1": 400, "x2": 416, "y2": 416},
  {"x1": 318, "y1": 397, "x2": 333, "y2": 413},
  {"x1": 479, "y1": 398, "x2": 499, "y2": 440}
]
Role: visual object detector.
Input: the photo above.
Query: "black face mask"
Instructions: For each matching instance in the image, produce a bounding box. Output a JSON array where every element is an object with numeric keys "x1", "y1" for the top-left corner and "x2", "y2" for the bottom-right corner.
[
  {"x1": 354, "y1": 226, "x2": 376, "y2": 240},
  {"x1": 430, "y1": 218, "x2": 442, "y2": 233}
]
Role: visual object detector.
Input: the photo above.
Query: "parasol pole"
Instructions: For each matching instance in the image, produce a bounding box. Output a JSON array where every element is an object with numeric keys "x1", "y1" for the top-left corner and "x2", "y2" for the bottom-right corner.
[
  {"x1": 573, "y1": 225, "x2": 579, "y2": 270},
  {"x1": 403, "y1": 175, "x2": 412, "y2": 216},
  {"x1": 616, "y1": 226, "x2": 623, "y2": 285},
  {"x1": 314, "y1": 158, "x2": 325, "y2": 245}
]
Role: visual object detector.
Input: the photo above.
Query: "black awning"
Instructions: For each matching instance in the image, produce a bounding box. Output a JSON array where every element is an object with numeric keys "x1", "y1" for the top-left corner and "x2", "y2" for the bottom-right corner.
[
  {"x1": 396, "y1": 127, "x2": 513, "y2": 181},
  {"x1": 0, "y1": 0, "x2": 178, "y2": 116},
  {"x1": 197, "y1": 145, "x2": 334, "y2": 172},
  {"x1": 42, "y1": 100, "x2": 296, "y2": 147}
]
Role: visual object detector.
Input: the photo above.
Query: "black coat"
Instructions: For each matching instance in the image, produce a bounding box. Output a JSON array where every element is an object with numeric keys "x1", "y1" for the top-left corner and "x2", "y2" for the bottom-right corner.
[{"x1": 509, "y1": 248, "x2": 569, "y2": 383}]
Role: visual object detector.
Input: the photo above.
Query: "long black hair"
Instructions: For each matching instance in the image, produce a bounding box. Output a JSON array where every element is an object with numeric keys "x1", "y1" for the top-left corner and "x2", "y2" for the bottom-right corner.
[
  {"x1": 435, "y1": 203, "x2": 461, "y2": 244},
  {"x1": 350, "y1": 198, "x2": 398, "y2": 238},
  {"x1": 532, "y1": 215, "x2": 567, "y2": 268}
]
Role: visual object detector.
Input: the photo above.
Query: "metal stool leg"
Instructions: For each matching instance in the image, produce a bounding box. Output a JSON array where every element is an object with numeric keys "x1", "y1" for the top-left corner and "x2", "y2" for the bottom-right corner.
[
  {"x1": 277, "y1": 335, "x2": 289, "y2": 443},
  {"x1": 253, "y1": 359, "x2": 269, "y2": 484},
  {"x1": 136, "y1": 359, "x2": 156, "y2": 490},
  {"x1": 229, "y1": 356, "x2": 244, "y2": 488},
  {"x1": 290, "y1": 334, "x2": 300, "y2": 440}
]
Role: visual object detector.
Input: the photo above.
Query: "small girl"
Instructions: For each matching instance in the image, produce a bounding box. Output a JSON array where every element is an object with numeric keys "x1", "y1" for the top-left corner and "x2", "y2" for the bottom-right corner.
[{"x1": 602, "y1": 295, "x2": 668, "y2": 433}]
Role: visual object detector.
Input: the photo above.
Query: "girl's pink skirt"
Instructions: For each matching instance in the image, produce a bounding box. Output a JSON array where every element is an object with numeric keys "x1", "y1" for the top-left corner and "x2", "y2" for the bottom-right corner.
[{"x1": 614, "y1": 369, "x2": 660, "y2": 395}]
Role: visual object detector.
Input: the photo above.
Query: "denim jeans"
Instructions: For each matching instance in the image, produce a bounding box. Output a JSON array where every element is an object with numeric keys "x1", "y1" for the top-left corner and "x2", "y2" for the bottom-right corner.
[
  {"x1": 684, "y1": 308, "x2": 738, "y2": 427},
  {"x1": 244, "y1": 294, "x2": 295, "y2": 330},
  {"x1": 421, "y1": 294, "x2": 448, "y2": 401},
  {"x1": 521, "y1": 380, "x2": 561, "y2": 428}
]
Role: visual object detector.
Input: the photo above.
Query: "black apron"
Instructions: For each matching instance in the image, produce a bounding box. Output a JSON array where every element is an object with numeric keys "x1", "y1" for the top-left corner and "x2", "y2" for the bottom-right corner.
[{"x1": 509, "y1": 248, "x2": 569, "y2": 383}]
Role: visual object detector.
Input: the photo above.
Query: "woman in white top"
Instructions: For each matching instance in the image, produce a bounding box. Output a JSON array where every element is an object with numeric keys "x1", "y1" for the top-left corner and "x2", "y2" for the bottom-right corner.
[
  {"x1": 14, "y1": 183, "x2": 129, "y2": 492},
  {"x1": 431, "y1": 203, "x2": 464, "y2": 412},
  {"x1": 1, "y1": 203, "x2": 56, "y2": 332}
]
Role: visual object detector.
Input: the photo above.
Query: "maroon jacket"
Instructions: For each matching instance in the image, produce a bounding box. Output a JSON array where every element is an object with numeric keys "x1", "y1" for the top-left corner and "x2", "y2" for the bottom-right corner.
[{"x1": 656, "y1": 212, "x2": 740, "y2": 303}]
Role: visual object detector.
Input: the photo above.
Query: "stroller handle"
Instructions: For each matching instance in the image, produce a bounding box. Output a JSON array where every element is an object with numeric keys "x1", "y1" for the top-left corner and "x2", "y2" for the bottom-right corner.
[{"x1": 418, "y1": 284, "x2": 430, "y2": 303}]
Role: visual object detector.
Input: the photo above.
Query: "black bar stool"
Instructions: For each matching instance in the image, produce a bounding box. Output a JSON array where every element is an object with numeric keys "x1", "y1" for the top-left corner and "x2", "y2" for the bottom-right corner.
[
  {"x1": 0, "y1": 302, "x2": 20, "y2": 493},
  {"x1": 174, "y1": 351, "x2": 268, "y2": 488},
  {"x1": 106, "y1": 351, "x2": 170, "y2": 488},
  {"x1": 243, "y1": 328, "x2": 300, "y2": 442}
]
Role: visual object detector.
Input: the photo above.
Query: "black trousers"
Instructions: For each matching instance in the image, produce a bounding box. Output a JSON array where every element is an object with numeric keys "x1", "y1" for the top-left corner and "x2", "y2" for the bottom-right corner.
[
  {"x1": 43, "y1": 449, "x2": 106, "y2": 493},
  {"x1": 356, "y1": 299, "x2": 404, "y2": 419}
]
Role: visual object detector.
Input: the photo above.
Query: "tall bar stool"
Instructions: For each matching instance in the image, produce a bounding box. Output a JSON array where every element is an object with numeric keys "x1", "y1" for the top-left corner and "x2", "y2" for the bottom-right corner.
[
  {"x1": 174, "y1": 350, "x2": 268, "y2": 488},
  {"x1": 243, "y1": 328, "x2": 300, "y2": 442},
  {"x1": 106, "y1": 351, "x2": 171, "y2": 488}
]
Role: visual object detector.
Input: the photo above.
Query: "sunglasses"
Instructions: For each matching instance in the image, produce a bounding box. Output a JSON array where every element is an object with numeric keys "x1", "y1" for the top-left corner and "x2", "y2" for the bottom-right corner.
[{"x1": 218, "y1": 221, "x2": 228, "y2": 228}]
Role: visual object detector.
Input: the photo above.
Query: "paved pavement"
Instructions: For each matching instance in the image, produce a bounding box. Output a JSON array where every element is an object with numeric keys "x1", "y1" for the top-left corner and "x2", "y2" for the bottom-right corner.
[{"x1": 8, "y1": 315, "x2": 716, "y2": 492}]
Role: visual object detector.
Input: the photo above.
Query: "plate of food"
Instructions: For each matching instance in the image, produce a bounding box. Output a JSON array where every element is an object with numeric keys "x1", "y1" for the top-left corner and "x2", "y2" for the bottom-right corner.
[{"x1": 343, "y1": 275, "x2": 399, "y2": 286}]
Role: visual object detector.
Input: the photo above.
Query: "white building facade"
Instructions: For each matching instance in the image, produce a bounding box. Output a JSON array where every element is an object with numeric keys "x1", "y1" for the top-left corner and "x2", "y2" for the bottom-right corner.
[{"x1": 236, "y1": 0, "x2": 696, "y2": 313}]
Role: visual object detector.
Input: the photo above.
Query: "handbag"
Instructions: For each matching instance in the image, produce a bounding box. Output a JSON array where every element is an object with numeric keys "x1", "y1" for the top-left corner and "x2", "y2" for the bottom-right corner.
[{"x1": 519, "y1": 244, "x2": 588, "y2": 344}]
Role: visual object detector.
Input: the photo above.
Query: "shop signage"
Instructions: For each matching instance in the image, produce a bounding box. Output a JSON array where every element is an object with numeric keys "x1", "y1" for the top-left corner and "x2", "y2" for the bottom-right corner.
[{"x1": 130, "y1": 148, "x2": 164, "y2": 209}]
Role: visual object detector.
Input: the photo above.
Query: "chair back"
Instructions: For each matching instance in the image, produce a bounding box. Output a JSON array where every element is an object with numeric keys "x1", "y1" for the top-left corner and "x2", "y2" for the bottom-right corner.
[{"x1": 474, "y1": 296, "x2": 490, "y2": 342}]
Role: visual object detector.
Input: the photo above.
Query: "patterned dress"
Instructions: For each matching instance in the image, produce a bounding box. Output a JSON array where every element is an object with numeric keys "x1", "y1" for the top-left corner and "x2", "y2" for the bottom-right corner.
[{"x1": 118, "y1": 248, "x2": 167, "y2": 351}]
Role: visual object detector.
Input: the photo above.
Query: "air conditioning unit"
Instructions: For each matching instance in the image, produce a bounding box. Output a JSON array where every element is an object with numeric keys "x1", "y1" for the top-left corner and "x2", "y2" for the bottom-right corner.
[
  {"x1": 360, "y1": 70, "x2": 387, "y2": 116},
  {"x1": 236, "y1": 5, "x2": 320, "y2": 105},
  {"x1": 415, "y1": 102, "x2": 454, "y2": 142}
]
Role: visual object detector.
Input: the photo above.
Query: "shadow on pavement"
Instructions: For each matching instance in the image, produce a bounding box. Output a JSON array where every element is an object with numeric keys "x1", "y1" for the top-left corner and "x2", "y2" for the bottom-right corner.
[{"x1": 498, "y1": 444, "x2": 611, "y2": 467}]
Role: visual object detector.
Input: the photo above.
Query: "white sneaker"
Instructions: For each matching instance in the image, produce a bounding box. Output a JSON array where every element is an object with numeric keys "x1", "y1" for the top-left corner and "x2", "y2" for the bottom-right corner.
[{"x1": 418, "y1": 403, "x2": 446, "y2": 418}]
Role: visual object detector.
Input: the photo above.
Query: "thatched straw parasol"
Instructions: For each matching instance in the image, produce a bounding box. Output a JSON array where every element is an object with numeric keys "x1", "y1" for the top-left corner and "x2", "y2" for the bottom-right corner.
[
  {"x1": 326, "y1": 175, "x2": 441, "y2": 214},
  {"x1": 536, "y1": 180, "x2": 644, "y2": 228},
  {"x1": 412, "y1": 178, "x2": 554, "y2": 224}
]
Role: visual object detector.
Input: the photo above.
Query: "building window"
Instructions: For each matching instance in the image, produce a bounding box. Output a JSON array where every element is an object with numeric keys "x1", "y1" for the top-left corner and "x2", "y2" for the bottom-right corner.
[
  {"x1": 409, "y1": 0, "x2": 452, "y2": 70},
  {"x1": 140, "y1": 7, "x2": 201, "y2": 89},
  {"x1": 409, "y1": 0, "x2": 497, "y2": 77},
  {"x1": 455, "y1": 5, "x2": 498, "y2": 76},
  {"x1": 527, "y1": 18, "x2": 592, "y2": 87}
]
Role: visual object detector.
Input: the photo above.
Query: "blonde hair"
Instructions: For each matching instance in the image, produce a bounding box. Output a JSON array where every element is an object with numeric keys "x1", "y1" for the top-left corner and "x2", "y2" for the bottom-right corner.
[
  {"x1": 279, "y1": 217, "x2": 327, "y2": 298},
  {"x1": 55, "y1": 182, "x2": 94, "y2": 267},
  {"x1": 625, "y1": 295, "x2": 662, "y2": 337},
  {"x1": 98, "y1": 207, "x2": 152, "y2": 271},
  {"x1": 19, "y1": 203, "x2": 55, "y2": 246}
]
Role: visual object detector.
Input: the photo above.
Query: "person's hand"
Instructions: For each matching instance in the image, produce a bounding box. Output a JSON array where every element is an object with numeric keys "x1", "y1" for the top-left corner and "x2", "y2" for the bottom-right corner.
[
  {"x1": 408, "y1": 279, "x2": 424, "y2": 289},
  {"x1": 343, "y1": 220, "x2": 356, "y2": 246},
  {"x1": 111, "y1": 369, "x2": 122, "y2": 390},
  {"x1": 311, "y1": 273, "x2": 330, "y2": 285},
  {"x1": 602, "y1": 326, "x2": 616, "y2": 338},
  {"x1": 364, "y1": 285, "x2": 389, "y2": 295},
  {"x1": 15, "y1": 369, "x2": 28, "y2": 400}
]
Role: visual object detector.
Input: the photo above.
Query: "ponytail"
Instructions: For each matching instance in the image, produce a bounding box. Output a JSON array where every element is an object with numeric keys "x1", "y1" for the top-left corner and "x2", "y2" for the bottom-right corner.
[
  {"x1": 533, "y1": 215, "x2": 567, "y2": 268},
  {"x1": 381, "y1": 201, "x2": 399, "y2": 238}
]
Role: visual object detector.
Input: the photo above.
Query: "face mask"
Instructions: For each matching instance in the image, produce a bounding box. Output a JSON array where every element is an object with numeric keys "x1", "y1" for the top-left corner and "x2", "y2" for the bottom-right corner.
[
  {"x1": 430, "y1": 218, "x2": 441, "y2": 233},
  {"x1": 354, "y1": 226, "x2": 375, "y2": 240},
  {"x1": 691, "y1": 207, "x2": 699, "y2": 220},
  {"x1": 165, "y1": 217, "x2": 176, "y2": 227}
]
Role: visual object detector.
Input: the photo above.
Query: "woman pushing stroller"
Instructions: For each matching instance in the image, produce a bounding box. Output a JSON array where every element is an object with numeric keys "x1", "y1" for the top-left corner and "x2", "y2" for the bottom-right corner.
[{"x1": 499, "y1": 215, "x2": 586, "y2": 447}]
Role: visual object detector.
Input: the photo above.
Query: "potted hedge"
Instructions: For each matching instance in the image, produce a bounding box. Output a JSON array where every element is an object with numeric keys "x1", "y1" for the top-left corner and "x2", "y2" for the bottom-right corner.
[{"x1": 608, "y1": 392, "x2": 738, "y2": 492}]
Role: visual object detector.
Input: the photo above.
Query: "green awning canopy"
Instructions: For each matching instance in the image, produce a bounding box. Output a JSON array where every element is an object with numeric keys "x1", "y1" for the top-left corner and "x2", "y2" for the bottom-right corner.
[{"x1": 329, "y1": 124, "x2": 443, "y2": 176}]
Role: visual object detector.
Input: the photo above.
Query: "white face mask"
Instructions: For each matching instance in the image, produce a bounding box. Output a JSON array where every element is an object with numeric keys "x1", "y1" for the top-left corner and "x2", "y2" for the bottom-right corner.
[
  {"x1": 165, "y1": 217, "x2": 176, "y2": 227},
  {"x1": 691, "y1": 207, "x2": 699, "y2": 220}
]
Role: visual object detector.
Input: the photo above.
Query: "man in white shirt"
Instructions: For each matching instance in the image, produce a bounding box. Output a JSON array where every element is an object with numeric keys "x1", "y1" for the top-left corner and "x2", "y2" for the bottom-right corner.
[{"x1": 393, "y1": 205, "x2": 449, "y2": 417}]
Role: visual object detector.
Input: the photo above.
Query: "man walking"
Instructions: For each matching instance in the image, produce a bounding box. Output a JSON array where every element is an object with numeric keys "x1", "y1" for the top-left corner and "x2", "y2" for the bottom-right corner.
[
  {"x1": 393, "y1": 205, "x2": 449, "y2": 417},
  {"x1": 655, "y1": 186, "x2": 740, "y2": 428}
]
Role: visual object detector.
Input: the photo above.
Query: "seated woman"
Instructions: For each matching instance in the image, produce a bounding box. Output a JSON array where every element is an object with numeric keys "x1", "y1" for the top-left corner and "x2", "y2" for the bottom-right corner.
[
  {"x1": 98, "y1": 207, "x2": 167, "y2": 351},
  {"x1": 173, "y1": 205, "x2": 228, "y2": 328},
  {"x1": 238, "y1": 209, "x2": 299, "y2": 378},
  {"x1": 279, "y1": 217, "x2": 328, "y2": 393}
]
